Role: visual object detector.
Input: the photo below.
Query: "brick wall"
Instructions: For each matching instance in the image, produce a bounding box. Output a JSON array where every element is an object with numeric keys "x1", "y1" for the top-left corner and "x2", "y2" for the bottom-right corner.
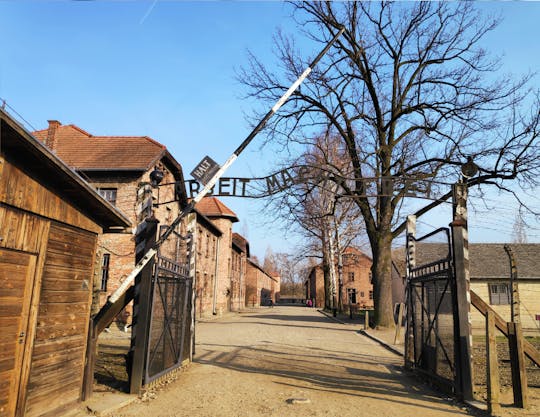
[
  {"x1": 90, "y1": 165, "x2": 184, "y2": 324},
  {"x1": 194, "y1": 220, "x2": 220, "y2": 318},
  {"x1": 245, "y1": 260, "x2": 278, "y2": 307},
  {"x1": 208, "y1": 217, "x2": 233, "y2": 315}
]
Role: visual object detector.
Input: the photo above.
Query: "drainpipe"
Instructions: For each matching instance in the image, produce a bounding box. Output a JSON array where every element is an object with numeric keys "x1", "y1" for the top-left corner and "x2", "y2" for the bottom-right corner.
[{"x1": 212, "y1": 236, "x2": 221, "y2": 315}]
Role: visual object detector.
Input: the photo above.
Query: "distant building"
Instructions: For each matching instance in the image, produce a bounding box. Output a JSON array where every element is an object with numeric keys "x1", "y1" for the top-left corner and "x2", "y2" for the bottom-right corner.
[
  {"x1": 245, "y1": 259, "x2": 279, "y2": 307},
  {"x1": 232, "y1": 233, "x2": 250, "y2": 311},
  {"x1": 305, "y1": 247, "x2": 373, "y2": 309}
]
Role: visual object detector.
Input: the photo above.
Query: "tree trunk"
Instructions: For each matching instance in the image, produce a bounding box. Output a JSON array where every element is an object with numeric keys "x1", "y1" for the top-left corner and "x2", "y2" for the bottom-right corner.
[{"x1": 371, "y1": 231, "x2": 394, "y2": 328}]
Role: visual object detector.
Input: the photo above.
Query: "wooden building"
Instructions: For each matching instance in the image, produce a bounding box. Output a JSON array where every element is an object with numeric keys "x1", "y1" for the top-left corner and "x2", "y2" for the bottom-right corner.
[{"x1": 0, "y1": 109, "x2": 130, "y2": 416}]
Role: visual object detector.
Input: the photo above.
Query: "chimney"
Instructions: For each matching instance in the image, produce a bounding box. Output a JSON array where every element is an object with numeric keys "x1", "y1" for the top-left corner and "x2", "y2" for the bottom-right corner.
[{"x1": 46, "y1": 120, "x2": 61, "y2": 150}]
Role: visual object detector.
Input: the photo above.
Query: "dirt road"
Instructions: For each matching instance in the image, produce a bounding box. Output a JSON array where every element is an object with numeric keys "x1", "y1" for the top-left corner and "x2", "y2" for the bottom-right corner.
[{"x1": 108, "y1": 306, "x2": 481, "y2": 417}]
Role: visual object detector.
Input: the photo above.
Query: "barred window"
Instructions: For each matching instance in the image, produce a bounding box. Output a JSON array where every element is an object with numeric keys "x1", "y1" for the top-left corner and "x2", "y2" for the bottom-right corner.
[
  {"x1": 97, "y1": 188, "x2": 117, "y2": 206},
  {"x1": 100, "y1": 254, "x2": 110, "y2": 291},
  {"x1": 489, "y1": 283, "x2": 511, "y2": 305},
  {"x1": 348, "y1": 271, "x2": 355, "y2": 282}
]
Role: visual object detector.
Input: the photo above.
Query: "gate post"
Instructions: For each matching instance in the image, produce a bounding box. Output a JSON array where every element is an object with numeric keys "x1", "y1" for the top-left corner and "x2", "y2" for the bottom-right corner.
[
  {"x1": 451, "y1": 181, "x2": 474, "y2": 401},
  {"x1": 186, "y1": 212, "x2": 197, "y2": 360},
  {"x1": 129, "y1": 216, "x2": 159, "y2": 395},
  {"x1": 404, "y1": 215, "x2": 416, "y2": 369}
]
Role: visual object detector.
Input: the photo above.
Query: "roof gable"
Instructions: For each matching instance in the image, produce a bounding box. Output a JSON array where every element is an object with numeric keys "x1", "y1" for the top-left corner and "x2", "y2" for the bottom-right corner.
[
  {"x1": 195, "y1": 197, "x2": 239, "y2": 222},
  {"x1": 33, "y1": 122, "x2": 166, "y2": 171}
]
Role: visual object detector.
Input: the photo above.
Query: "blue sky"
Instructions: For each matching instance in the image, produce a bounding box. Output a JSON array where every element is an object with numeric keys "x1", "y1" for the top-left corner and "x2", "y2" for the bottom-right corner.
[{"x1": 1, "y1": 1, "x2": 539, "y2": 258}]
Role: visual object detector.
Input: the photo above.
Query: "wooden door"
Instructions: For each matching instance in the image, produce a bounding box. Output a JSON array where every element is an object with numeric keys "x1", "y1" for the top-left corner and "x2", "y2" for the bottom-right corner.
[{"x1": 0, "y1": 249, "x2": 36, "y2": 417}]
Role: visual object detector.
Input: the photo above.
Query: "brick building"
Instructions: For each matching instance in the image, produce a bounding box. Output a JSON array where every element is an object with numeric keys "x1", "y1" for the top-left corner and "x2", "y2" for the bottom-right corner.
[
  {"x1": 194, "y1": 197, "x2": 239, "y2": 315},
  {"x1": 231, "y1": 233, "x2": 249, "y2": 311},
  {"x1": 193, "y1": 208, "x2": 222, "y2": 318},
  {"x1": 305, "y1": 247, "x2": 373, "y2": 309},
  {"x1": 33, "y1": 121, "x2": 188, "y2": 316},
  {"x1": 245, "y1": 259, "x2": 279, "y2": 307}
]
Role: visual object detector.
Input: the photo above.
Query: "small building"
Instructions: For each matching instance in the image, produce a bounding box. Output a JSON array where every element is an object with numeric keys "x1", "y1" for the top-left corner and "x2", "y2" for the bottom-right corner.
[
  {"x1": 393, "y1": 243, "x2": 540, "y2": 333},
  {"x1": 0, "y1": 109, "x2": 130, "y2": 416},
  {"x1": 467, "y1": 243, "x2": 540, "y2": 332},
  {"x1": 305, "y1": 247, "x2": 373, "y2": 309},
  {"x1": 245, "y1": 259, "x2": 279, "y2": 307}
]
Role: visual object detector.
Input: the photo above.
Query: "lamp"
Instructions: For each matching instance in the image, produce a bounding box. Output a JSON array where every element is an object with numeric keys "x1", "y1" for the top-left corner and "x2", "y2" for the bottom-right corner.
[
  {"x1": 150, "y1": 166, "x2": 164, "y2": 187},
  {"x1": 461, "y1": 156, "x2": 478, "y2": 179}
]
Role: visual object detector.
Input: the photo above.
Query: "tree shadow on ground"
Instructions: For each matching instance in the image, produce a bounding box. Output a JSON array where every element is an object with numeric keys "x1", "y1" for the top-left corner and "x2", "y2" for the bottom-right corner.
[{"x1": 194, "y1": 341, "x2": 476, "y2": 416}]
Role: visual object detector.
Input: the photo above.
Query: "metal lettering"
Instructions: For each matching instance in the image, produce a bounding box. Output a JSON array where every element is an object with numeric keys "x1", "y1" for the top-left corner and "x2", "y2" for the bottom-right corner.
[{"x1": 266, "y1": 174, "x2": 282, "y2": 194}]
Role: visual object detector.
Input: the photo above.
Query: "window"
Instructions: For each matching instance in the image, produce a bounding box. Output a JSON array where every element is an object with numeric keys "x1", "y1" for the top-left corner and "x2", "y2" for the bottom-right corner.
[
  {"x1": 348, "y1": 271, "x2": 355, "y2": 282},
  {"x1": 205, "y1": 233, "x2": 210, "y2": 257},
  {"x1": 360, "y1": 291, "x2": 365, "y2": 298},
  {"x1": 369, "y1": 290, "x2": 373, "y2": 300},
  {"x1": 489, "y1": 283, "x2": 511, "y2": 305},
  {"x1": 369, "y1": 271, "x2": 373, "y2": 283},
  {"x1": 97, "y1": 188, "x2": 117, "y2": 206},
  {"x1": 347, "y1": 288, "x2": 357, "y2": 304},
  {"x1": 100, "y1": 254, "x2": 110, "y2": 291}
]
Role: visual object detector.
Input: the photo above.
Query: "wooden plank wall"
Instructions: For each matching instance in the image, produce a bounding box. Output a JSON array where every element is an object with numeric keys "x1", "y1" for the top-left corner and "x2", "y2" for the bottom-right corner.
[
  {"x1": 0, "y1": 158, "x2": 100, "y2": 234},
  {"x1": 1, "y1": 155, "x2": 102, "y2": 416},
  {"x1": 24, "y1": 223, "x2": 96, "y2": 417}
]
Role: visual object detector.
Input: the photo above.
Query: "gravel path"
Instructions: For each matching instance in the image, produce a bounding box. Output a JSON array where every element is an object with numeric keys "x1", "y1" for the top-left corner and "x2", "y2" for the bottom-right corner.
[{"x1": 111, "y1": 306, "x2": 479, "y2": 417}]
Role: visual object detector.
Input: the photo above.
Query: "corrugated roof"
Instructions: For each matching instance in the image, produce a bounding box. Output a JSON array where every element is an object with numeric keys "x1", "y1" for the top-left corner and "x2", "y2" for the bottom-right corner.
[
  {"x1": 33, "y1": 122, "x2": 165, "y2": 170},
  {"x1": 195, "y1": 197, "x2": 239, "y2": 222}
]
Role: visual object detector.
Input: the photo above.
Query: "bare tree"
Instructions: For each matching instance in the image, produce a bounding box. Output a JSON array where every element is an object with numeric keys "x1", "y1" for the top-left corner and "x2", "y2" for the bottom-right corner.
[
  {"x1": 238, "y1": 1, "x2": 540, "y2": 326},
  {"x1": 264, "y1": 134, "x2": 367, "y2": 309},
  {"x1": 274, "y1": 252, "x2": 308, "y2": 298},
  {"x1": 512, "y1": 213, "x2": 528, "y2": 244}
]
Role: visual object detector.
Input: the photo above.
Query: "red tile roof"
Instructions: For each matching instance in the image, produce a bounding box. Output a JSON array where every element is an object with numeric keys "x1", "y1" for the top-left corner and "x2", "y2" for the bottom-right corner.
[
  {"x1": 33, "y1": 122, "x2": 166, "y2": 170},
  {"x1": 195, "y1": 197, "x2": 239, "y2": 222}
]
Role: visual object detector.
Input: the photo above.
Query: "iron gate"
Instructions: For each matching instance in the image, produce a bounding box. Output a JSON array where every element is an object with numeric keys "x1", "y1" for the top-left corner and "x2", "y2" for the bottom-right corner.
[
  {"x1": 405, "y1": 228, "x2": 460, "y2": 394},
  {"x1": 144, "y1": 227, "x2": 193, "y2": 385}
]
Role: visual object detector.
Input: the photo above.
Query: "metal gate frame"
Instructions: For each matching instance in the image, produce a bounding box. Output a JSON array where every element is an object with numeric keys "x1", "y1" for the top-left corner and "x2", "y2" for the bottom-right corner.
[
  {"x1": 144, "y1": 253, "x2": 193, "y2": 384},
  {"x1": 405, "y1": 227, "x2": 461, "y2": 394}
]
